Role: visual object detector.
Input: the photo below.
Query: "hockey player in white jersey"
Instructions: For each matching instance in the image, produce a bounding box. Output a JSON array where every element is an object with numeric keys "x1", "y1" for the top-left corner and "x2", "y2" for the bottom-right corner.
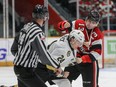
[
  {"x1": 48, "y1": 30, "x2": 84, "y2": 67},
  {"x1": 48, "y1": 30, "x2": 85, "y2": 87},
  {"x1": 35, "y1": 30, "x2": 85, "y2": 87}
]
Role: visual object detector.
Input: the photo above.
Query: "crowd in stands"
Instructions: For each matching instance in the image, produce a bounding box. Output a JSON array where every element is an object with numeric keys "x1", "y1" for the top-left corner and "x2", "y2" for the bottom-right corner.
[
  {"x1": 55, "y1": 0, "x2": 116, "y2": 30},
  {"x1": 14, "y1": 0, "x2": 116, "y2": 37}
]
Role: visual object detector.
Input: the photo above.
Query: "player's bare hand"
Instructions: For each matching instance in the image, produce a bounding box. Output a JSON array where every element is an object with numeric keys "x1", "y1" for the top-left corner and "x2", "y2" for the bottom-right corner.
[
  {"x1": 63, "y1": 71, "x2": 70, "y2": 78},
  {"x1": 84, "y1": 42, "x2": 89, "y2": 48},
  {"x1": 64, "y1": 22, "x2": 70, "y2": 28},
  {"x1": 56, "y1": 67, "x2": 63, "y2": 76},
  {"x1": 76, "y1": 57, "x2": 82, "y2": 64}
]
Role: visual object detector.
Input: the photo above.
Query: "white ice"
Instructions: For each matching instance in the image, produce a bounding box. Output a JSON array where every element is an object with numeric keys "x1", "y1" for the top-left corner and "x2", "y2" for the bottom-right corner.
[{"x1": 0, "y1": 67, "x2": 116, "y2": 87}]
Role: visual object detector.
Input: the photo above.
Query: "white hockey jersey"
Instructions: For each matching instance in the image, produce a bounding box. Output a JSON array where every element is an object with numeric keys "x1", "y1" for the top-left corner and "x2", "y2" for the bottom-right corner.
[{"x1": 48, "y1": 34, "x2": 77, "y2": 67}]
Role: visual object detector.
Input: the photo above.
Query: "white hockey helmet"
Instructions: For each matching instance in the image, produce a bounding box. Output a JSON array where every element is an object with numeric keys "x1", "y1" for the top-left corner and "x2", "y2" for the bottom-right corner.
[{"x1": 69, "y1": 30, "x2": 85, "y2": 47}]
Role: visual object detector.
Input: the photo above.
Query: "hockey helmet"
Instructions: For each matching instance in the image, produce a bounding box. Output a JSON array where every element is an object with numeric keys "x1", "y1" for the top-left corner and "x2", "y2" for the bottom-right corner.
[
  {"x1": 32, "y1": 4, "x2": 49, "y2": 20},
  {"x1": 86, "y1": 9, "x2": 101, "y2": 23},
  {"x1": 69, "y1": 30, "x2": 85, "y2": 47}
]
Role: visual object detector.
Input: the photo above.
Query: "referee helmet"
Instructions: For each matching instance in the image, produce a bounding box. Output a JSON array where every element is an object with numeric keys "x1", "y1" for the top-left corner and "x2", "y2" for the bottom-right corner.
[{"x1": 32, "y1": 4, "x2": 49, "y2": 20}]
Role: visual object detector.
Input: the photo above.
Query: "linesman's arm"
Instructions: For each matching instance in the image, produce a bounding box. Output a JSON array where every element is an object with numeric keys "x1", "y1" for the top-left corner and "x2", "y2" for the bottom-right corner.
[{"x1": 31, "y1": 33, "x2": 60, "y2": 68}]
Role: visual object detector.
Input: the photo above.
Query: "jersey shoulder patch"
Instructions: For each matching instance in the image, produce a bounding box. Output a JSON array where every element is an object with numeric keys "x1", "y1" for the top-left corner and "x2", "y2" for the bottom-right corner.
[{"x1": 74, "y1": 19, "x2": 86, "y2": 30}]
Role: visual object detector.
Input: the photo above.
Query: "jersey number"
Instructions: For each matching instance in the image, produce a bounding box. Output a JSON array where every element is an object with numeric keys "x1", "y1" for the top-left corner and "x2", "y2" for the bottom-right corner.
[
  {"x1": 60, "y1": 35, "x2": 68, "y2": 42},
  {"x1": 57, "y1": 55, "x2": 65, "y2": 63}
]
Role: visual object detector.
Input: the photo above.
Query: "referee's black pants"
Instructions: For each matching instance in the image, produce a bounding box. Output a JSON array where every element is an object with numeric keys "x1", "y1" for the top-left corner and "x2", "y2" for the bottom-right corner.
[
  {"x1": 14, "y1": 65, "x2": 47, "y2": 87},
  {"x1": 35, "y1": 63, "x2": 65, "y2": 85},
  {"x1": 64, "y1": 61, "x2": 99, "y2": 87}
]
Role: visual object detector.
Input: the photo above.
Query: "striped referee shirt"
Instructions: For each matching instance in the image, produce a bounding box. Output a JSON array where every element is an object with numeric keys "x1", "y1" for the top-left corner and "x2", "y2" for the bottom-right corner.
[{"x1": 13, "y1": 21, "x2": 59, "y2": 68}]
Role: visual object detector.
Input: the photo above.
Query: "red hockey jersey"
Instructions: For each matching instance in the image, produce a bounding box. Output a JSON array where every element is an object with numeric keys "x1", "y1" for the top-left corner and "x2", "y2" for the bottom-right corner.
[{"x1": 58, "y1": 19, "x2": 103, "y2": 63}]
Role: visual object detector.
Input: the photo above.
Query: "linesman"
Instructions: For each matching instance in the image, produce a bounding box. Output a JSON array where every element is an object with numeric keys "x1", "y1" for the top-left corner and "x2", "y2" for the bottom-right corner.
[{"x1": 12, "y1": 4, "x2": 60, "y2": 87}]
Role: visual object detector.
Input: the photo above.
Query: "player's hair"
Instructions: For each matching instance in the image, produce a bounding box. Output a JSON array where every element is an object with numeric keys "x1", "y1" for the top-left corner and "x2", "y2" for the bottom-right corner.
[
  {"x1": 86, "y1": 9, "x2": 101, "y2": 23},
  {"x1": 32, "y1": 4, "x2": 49, "y2": 20}
]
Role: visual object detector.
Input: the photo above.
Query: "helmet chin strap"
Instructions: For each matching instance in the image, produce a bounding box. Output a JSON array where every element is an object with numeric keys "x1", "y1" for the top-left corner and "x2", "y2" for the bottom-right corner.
[{"x1": 44, "y1": 16, "x2": 48, "y2": 21}]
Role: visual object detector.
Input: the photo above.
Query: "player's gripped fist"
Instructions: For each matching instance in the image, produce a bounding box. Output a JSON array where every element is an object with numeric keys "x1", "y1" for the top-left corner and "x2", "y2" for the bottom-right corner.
[
  {"x1": 64, "y1": 21, "x2": 71, "y2": 28},
  {"x1": 76, "y1": 57, "x2": 82, "y2": 64}
]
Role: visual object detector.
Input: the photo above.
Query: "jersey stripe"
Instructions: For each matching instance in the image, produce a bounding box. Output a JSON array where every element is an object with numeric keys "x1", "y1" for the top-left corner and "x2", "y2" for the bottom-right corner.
[
  {"x1": 14, "y1": 22, "x2": 59, "y2": 68},
  {"x1": 34, "y1": 35, "x2": 59, "y2": 68}
]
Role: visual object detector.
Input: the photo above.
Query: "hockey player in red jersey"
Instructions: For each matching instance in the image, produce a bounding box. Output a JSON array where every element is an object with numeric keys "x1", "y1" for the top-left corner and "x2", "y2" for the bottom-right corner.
[{"x1": 57, "y1": 10, "x2": 103, "y2": 87}]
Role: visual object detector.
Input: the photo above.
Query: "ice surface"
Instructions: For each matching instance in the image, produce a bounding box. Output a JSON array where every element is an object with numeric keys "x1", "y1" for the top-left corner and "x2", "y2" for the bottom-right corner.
[{"x1": 0, "y1": 67, "x2": 116, "y2": 87}]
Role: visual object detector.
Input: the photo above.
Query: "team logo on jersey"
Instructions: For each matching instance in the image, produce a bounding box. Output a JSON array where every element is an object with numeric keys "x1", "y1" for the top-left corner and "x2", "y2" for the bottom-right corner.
[
  {"x1": 67, "y1": 51, "x2": 71, "y2": 57},
  {"x1": 90, "y1": 32, "x2": 98, "y2": 40}
]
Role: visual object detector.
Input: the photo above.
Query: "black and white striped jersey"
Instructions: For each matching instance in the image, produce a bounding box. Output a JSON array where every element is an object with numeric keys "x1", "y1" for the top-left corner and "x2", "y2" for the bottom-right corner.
[{"x1": 13, "y1": 21, "x2": 59, "y2": 68}]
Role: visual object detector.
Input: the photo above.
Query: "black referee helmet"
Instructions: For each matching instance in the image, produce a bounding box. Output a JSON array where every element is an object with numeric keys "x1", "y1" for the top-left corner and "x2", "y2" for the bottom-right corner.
[
  {"x1": 32, "y1": 4, "x2": 49, "y2": 20},
  {"x1": 86, "y1": 9, "x2": 101, "y2": 23}
]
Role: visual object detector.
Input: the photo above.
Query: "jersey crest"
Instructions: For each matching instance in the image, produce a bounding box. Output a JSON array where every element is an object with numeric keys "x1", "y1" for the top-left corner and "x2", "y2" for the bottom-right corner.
[{"x1": 67, "y1": 51, "x2": 71, "y2": 57}]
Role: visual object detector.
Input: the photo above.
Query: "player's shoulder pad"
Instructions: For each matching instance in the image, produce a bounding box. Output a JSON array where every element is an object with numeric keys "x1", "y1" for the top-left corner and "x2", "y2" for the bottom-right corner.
[
  {"x1": 75, "y1": 19, "x2": 85, "y2": 24},
  {"x1": 74, "y1": 19, "x2": 86, "y2": 28}
]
